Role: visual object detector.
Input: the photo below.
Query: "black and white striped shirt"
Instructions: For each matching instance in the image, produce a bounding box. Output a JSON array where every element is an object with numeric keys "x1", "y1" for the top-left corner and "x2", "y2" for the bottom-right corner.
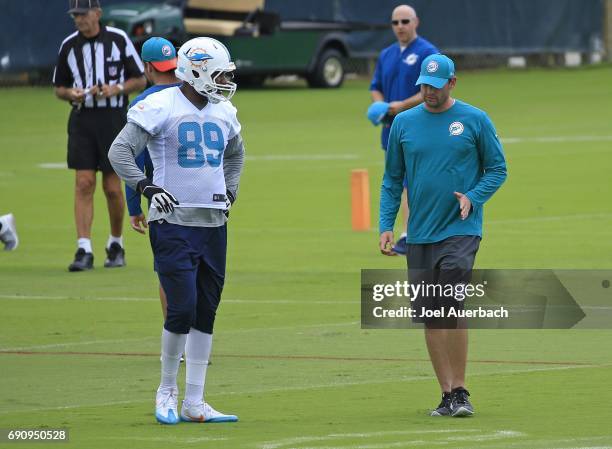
[{"x1": 53, "y1": 25, "x2": 144, "y2": 109}]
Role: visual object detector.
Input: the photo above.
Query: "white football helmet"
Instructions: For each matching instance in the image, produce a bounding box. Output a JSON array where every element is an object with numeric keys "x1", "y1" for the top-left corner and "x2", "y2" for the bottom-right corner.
[{"x1": 175, "y1": 37, "x2": 237, "y2": 103}]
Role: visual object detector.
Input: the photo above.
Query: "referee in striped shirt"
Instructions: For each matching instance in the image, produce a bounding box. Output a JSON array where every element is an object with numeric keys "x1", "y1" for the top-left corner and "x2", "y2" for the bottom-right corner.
[{"x1": 53, "y1": 0, "x2": 146, "y2": 272}]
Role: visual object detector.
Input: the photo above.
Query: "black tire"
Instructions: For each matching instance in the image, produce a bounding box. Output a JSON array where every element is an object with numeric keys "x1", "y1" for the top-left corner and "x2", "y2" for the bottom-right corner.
[{"x1": 307, "y1": 48, "x2": 345, "y2": 88}]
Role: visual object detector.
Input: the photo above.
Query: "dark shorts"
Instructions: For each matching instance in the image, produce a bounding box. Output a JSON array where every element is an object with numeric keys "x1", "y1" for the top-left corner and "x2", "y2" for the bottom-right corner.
[
  {"x1": 67, "y1": 108, "x2": 126, "y2": 172},
  {"x1": 406, "y1": 236, "x2": 481, "y2": 326},
  {"x1": 149, "y1": 221, "x2": 227, "y2": 335}
]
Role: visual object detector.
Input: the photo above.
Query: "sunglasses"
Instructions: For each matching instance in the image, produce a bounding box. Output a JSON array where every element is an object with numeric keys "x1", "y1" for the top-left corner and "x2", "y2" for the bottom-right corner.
[{"x1": 391, "y1": 19, "x2": 411, "y2": 26}]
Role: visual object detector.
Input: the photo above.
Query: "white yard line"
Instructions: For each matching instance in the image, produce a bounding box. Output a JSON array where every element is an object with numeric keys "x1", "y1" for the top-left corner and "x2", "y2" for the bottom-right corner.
[
  {"x1": 263, "y1": 430, "x2": 524, "y2": 449},
  {"x1": 102, "y1": 436, "x2": 228, "y2": 443},
  {"x1": 456, "y1": 436, "x2": 612, "y2": 449},
  {"x1": 0, "y1": 321, "x2": 358, "y2": 351},
  {"x1": 488, "y1": 213, "x2": 612, "y2": 225},
  {"x1": 261, "y1": 430, "x2": 481, "y2": 449},
  {"x1": 35, "y1": 135, "x2": 612, "y2": 170},
  {"x1": 247, "y1": 154, "x2": 359, "y2": 161},
  {"x1": 501, "y1": 135, "x2": 612, "y2": 144},
  {"x1": 0, "y1": 336, "x2": 155, "y2": 352},
  {"x1": 0, "y1": 293, "x2": 345, "y2": 305},
  {"x1": 3, "y1": 363, "x2": 604, "y2": 417},
  {"x1": 38, "y1": 154, "x2": 359, "y2": 169}
]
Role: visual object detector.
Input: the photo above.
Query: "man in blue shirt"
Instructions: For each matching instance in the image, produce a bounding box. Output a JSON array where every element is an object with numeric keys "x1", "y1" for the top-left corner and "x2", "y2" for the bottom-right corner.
[
  {"x1": 370, "y1": 4, "x2": 438, "y2": 254},
  {"x1": 379, "y1": 54, "x2": 507, "y2": 417},
  {"x1": 124, "y1": 37, "x2": 181, "y2": 320}
]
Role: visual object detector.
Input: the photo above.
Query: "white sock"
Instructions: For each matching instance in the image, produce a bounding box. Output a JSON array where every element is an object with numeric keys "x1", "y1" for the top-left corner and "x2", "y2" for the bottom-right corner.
[
  {"x1": 184, "y1": 328, "x2": 212, "y2": 405},
  {"x1": 400, "y1": 232, "x2": 407, "y2": 239},
  {"x1": 160, "y1": 328, "x2": 187, "y2": 389},
  {"x1": 107, "y1": 235, "x2": 123, "y2": 248},
  {"x1": 77, "y1": 238, "x2": 92, "y2": 253}
]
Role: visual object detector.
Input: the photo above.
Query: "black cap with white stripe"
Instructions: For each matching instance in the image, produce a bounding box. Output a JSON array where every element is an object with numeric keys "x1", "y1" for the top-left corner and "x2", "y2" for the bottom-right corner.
[{"x1": 67, "y1": 0, "x2": 101, "y2": 14}]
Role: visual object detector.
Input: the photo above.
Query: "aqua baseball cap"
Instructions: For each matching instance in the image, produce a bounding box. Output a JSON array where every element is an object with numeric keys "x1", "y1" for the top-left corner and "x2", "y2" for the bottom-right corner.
[
  {"x1": 416, "y1": 54, "x2": 455, "y2": 89},
  {"x1": 141, "y1": 37, "x2": 177, "y2": 72}
]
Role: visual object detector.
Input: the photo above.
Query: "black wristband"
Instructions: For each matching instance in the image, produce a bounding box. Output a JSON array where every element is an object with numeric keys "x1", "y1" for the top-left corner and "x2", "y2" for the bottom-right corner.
[
  {"x1": 137, "y1": 179, "x2": 154, "y2": 194},
  {"x1": 226, "y1": 190, "x2": 236, "y2": 205}
]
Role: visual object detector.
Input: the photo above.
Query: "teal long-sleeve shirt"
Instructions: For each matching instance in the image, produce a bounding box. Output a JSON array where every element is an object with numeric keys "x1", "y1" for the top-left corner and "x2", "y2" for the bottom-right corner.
[{"x1": 379, "y1": 100, "x2": 507, "y2": 243}]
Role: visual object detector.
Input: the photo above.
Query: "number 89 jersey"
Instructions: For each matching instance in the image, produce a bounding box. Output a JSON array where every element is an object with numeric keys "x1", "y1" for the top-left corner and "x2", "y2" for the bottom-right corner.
[{"x1": 127, "y1": 86, "x2": 241, "y2": 209}]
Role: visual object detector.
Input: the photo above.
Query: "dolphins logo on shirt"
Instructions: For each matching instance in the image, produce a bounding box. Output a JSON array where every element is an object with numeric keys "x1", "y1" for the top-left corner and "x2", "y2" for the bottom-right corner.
[
  {"x1": 404, "y1": 53, "x2": 419, "y2": 65},
  {"x1": 449, "y1": 121, "x2": 464, "y2": 136}
]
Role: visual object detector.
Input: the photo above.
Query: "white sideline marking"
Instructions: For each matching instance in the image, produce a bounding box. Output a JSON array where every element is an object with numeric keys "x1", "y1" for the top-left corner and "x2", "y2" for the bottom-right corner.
[
  {"x1": 327, "y1": 430, "x2": 480, "y2": 438},
  {"x1": 263, "y1": 430, "x2": 523, "y2": 449},
  {"x1": 247, "y1": 154, "x2": 359, "y2": 161},
  {"x1": 0, "y1": 321, "x2": 358, "y2": 351},
  {"x1": 213, "y1": 363, "x2": 606, "y2": 398},
  {"x1": 35, "y1": 136, "x2": 612, "y2": 170},
  {"x1": 501, "y1": 135, "x2": 612, "y2": 144},
  {"x1": 103, "y1": 436, "x2": 228, "y2": 443},
  {"x1": 0, "y1": 336, "x2": 155, "y2": 352},
  {"x1": 37, "y1": 154, "x2": 359, "y2": 170},
  {"x1": 488, "y1": 213, "x2": 612, "y2": 225},
  {"x1": 38, "y1": 162, "x2": 67, "y2": 169},
  {"x1": 445, "y1": 430, "x2": 525, "y2": 442},
  {"x1": 452, "y1": 436, "x2": 612, "y2": 449},
  {"x1": 0, "y1": 293, "x2": 344, "y2": 305},
  {"x1": 261, "y1": 430, "x2": 481, "y2": 449},
  {"x1": 1, "y1": 363, "x2": 607, "y2": 416}
]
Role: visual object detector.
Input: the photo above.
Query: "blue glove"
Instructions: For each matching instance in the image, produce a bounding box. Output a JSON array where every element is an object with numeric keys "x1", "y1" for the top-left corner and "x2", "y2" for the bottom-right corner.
[{"x1": 367, "y1": 101, "x2": 390, "y2": 126}]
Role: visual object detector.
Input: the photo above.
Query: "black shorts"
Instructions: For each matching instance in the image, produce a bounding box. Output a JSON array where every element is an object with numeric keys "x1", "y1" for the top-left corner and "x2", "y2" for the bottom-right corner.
[
  {"x1": 67, "y1": 107, "x2": 126, "y2": 172},
  {"x1": 407, "y1": 236, "x2": 481, "y2": 326}
]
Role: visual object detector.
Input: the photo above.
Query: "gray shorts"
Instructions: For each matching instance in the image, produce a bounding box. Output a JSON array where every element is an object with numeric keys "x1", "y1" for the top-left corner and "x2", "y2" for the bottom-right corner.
[{"x1": 406, "y1": 236, "x2": 481, "y2": 326}]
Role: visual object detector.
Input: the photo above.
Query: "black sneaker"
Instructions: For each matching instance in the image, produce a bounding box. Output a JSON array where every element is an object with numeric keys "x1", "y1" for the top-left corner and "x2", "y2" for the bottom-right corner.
[
  {"x1": 68, "y1": 248, "x2": 94, "y2": 272},
  {"x1": 450, "y1": 387, "x2": 474, "y2": 417},
  {"x1": 430, "y1": 392, "x2": 452, "y2": 416},
  {"x1": 104, "y1": 242, "x2": 125, "y2": 268}
]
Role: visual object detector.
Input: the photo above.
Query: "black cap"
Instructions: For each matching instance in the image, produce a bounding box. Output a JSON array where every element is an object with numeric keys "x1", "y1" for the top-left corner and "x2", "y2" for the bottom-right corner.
[{"x1": 67, "y1": 0, "x2": 101, "y2": 14}]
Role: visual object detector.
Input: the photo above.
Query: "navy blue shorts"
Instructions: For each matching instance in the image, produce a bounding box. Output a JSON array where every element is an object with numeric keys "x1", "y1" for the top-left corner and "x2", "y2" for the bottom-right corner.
[{"x1": 149, "y1": 221, "x2": 227, "y2": 334}]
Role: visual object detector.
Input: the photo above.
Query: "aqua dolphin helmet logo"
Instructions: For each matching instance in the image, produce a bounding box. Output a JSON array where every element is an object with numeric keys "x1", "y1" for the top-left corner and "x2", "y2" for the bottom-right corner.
[{"x1": 184, "y1": 47, "x2": 213, "y2": 69}]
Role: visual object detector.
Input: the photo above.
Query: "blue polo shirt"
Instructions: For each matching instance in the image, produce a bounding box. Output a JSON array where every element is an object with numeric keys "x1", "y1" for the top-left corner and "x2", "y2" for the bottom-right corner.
[
  {"x1": 124, "y1": 82, "x2": 181, "y2": 216},
  {"x1": 370, "y1": 36, "x2": 439, "y2": 149},
  {"x1": 379, "y1": 100, "x2": 508, "y2": 244}
]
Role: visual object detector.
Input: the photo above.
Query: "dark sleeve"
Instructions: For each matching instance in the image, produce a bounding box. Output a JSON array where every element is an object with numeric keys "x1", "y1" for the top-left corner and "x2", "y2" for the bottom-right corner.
[
  {"x1": 125, "y1": 150, "x2": 148, "y2": 216},
  {"x1": 122, "y1": 35, "x2": 144, "y2": 79},
  {"x1": 53, "y1": 43, "x2": 73, "y2": 87}
]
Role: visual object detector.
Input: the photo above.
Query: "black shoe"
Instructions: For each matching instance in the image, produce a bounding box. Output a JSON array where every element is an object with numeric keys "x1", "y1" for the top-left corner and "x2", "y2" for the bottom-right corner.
[
  {"x1": 450, "y1": 387, "x2": 474, "y2": 417},
  {"x1": 68, "y1": 248, "x2": 94, "y2": 272},
  {"x1": 104, "y1": 242, "x2": 125, "y2": 268},
  {"x1": 430, "y1": 392, "x2": 452, "y2": 416}
]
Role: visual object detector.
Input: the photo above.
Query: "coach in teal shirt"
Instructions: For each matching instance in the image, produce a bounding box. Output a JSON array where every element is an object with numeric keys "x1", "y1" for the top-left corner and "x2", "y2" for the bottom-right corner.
[
  {"x1": 378, "y1": 54, "x2": 507, "y2": 418},
  {"x1": 379, "y1": 55, "x2": 507, "y2": 243}
]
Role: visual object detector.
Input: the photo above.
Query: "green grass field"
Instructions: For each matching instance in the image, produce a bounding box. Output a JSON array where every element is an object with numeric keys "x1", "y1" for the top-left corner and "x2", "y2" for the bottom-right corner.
[{"x1": 1, "y1": 65, "x2": 612, "y2": 449}]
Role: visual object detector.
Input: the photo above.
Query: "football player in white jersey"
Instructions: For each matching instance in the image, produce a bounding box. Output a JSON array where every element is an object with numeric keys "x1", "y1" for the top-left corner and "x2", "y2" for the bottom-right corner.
[{"x1": 109, "y1": 37, "x2": 245, "y2": 425}]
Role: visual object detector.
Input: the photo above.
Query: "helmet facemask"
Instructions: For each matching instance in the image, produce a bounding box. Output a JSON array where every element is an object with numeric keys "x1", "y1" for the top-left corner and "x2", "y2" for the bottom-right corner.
[{"x1": 176, "y1": 38, "x2": 237, "y2": 104}]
